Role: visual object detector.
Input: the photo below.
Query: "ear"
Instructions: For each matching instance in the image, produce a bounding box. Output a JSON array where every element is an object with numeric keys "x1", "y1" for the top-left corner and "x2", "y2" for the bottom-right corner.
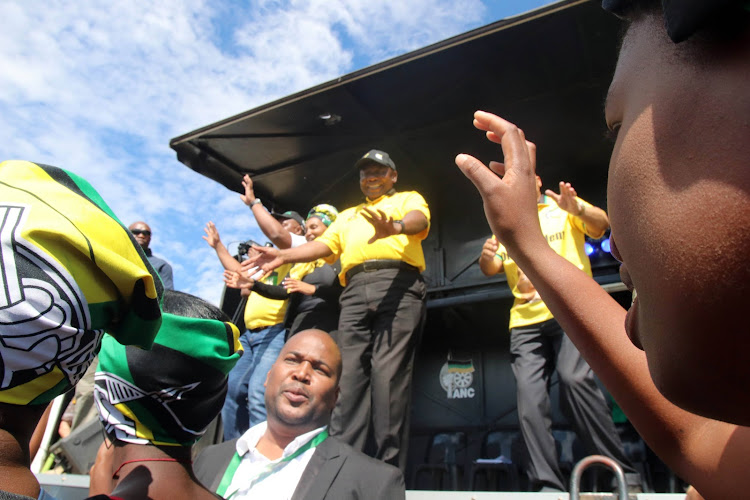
[{"x1": 391, "y1": 169, "x2": 398, "y2": 183}]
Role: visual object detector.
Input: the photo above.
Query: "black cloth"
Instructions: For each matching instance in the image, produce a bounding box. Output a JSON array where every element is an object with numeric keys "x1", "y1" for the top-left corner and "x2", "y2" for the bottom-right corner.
[
  {"x1": 250, "y1": 263, "x2": 341, "y2": 336},
  {"x1": 0, "y1": 491, "x2": 35, "y2": 500},
  {"x1": 329, "y1": 267, "x2": 426, "y2": 471},
  {"x1": 193, "y1": 435, "x2": 405, "y2": 500}
]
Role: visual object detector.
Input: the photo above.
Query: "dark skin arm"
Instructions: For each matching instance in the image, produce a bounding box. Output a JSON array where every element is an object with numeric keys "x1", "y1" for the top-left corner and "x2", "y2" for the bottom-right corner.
[
  {"x1": 240, "y1": 174, "x2": 293, "y2": 249},
  {"x1": 360, "y1": 208, "x2": 429, "y2": 244},
  {"x1": 243, "y1": 240, "x2": 332, "y2": 274},
  {"x1": 454, "y1": 110, "x2": 749, "y2": 499}
]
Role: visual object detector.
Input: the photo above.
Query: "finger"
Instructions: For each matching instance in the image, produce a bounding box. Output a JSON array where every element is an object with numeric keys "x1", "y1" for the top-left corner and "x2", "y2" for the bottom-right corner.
[
  {"x1": 488, "y1": 161, "x2": 506, "y2": 176},
  {"x1": 455, "y1": 154, "x2": 504, "y2": 198},
  {"x1": 475, "y1": 111, "x2": 534, "y2": 178},
  {"x1": 526, "y1": 141, "x2": 537, "y2": 172},
  {"x1": 544, "y1": 189, "x2": 560, "y2": 202}
]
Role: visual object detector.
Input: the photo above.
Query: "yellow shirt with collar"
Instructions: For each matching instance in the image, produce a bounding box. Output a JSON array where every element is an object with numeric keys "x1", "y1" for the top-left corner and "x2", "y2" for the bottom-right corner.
[
  {"x1": 244, "y1": 263, "x2": 293, "y2": 330},
  {"x1": 495, "y1": 195, "x2": 600, "y2": 329},
  {"x1": 316, "y1": 190, "x2": 430, "y2": 286}
]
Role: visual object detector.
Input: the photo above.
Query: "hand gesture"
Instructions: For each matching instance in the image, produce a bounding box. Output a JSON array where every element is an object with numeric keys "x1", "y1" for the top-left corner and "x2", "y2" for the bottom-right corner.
[
  {"x1": 223, "y1": 270, "x2": 255, "y2": 289},
  {"x1": 202, "y1": 221, "x2": 221, "y2": 248},
  {"x1": 455, "y1": 111, "x2": 545, "y2": 254},
  {"x1": 240, "y1": 174, "x2": 256, "y2": 207},
  {"x1": 242, "y1": 245, "x2": 283, "y2": 273},
  {"x1": 361, "y1": 208, "x2": 399, "y2": 244},
  {"x1": 282, "y1": 277, "x2": 316, "y2": 295},
  {"x1": 545, "y1": 181, "x2": 582, "y2": 215},
  {"x1": 480, "y1": 237, "x2": 499, "y2": 261}
]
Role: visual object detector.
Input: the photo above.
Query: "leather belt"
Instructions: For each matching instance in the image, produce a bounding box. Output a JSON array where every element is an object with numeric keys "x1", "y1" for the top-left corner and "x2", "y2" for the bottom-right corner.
[{"x1": 345, "y1": 259, "x2": 419, "y2": 282}]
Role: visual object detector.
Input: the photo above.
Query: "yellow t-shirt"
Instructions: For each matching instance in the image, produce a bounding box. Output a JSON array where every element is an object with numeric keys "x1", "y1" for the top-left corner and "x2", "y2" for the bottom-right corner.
[
  {"x1": 243, "y1": 263, "x2": 293, "y2": 330},
  {"x1": 315, "y1": 191, "x2": 430, "y2": 286},
  {"x1": 496, "y1": 196, "x2": 601, "y2": 329}
]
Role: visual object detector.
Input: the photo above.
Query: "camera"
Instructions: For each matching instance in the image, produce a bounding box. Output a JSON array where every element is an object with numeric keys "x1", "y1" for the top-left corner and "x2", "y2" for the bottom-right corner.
[{"x1": 236, "y1": 240, "x2": 273, "y2": 260}]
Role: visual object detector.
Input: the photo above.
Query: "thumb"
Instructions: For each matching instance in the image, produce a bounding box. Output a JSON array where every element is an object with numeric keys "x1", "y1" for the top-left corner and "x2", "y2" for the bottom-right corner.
[
  {"x1": 544, "y1": 189, "x2": 559, "y2": 201},
  {"x1": 455, "y1": 154, "x2": 502, "y2": 197}
]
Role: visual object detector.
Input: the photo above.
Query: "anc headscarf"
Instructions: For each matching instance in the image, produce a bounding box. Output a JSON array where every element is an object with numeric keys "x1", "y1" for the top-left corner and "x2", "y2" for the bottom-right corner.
[
  {"x1": 0, "y1": 160, "x2": 162, "y2": 405},
  {"x1": 94, "y1": 313, "x2": 242, "y2": 446},
  {"x1": 307, "y1": 204, "x2": 338, "y2": 227}
]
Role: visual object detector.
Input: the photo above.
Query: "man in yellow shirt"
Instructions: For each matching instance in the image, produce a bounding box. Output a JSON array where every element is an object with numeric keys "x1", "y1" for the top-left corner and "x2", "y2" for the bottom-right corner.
[
  {"x1": 479, "y1": 175, "x2": 639, "y2": 492},
  {"x1": 247, "y1": 149, "x2": 429, "y2": 470}
]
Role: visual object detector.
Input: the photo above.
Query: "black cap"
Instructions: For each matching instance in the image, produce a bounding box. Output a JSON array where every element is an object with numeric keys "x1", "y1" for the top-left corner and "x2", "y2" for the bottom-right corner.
[
  {"x1": 271, "y1": 210, "x2": 305, "y2": 228},
  {"x1": 354, "y1": 149, "x2": 396, "y2": 171}
]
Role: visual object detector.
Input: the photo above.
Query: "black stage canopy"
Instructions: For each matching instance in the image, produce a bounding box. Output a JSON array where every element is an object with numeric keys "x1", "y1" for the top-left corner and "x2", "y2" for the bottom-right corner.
[{"x1": 170, "y1": 0, "x2": 624, "y2": 305}]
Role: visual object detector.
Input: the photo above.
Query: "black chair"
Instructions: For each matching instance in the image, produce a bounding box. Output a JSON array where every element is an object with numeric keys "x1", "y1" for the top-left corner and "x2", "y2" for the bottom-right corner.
[
  {"x1": 468, "y1": 430, "x2": 521, "y2": 491},
  {"x1": 413, "y1": 432, "x2": 466, "y2": 490}
]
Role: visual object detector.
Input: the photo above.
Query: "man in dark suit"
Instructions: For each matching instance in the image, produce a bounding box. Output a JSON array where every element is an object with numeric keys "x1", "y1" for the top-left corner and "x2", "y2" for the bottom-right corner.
[{"x1": 194, "y1": 329, "x2": 405, "y2": 499}]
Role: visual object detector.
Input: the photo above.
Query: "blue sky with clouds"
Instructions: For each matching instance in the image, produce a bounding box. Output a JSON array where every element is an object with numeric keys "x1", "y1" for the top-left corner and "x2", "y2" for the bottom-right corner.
[{"x1": 0, "y1": 0, "x2": 552, "y2": 305}]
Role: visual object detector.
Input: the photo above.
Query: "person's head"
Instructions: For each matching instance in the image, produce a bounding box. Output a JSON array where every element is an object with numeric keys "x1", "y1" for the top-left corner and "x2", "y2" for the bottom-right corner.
[
  {"x1": 94, "y1": 290, "x2": 242, "y2": 448},
  {"x1": 129, "y1": 221, "x2": 152, "y2": 249},
  {"x1": 356, "y1": 149, "x2": 398, "y2": 199},
  {"x1": 263, "y1": 330, "x2": 341, "y2": 436},
  {"x1": 602, "y1": 1, "x2": 750, "y2": 423},
  {"x1": 305, "y1": 204, "x2": 338, "y2": 241},
  {"x1": 272, "y1": 211, "x2": 305, "y2": 236},
  {"x1": 0, "y1": 161, "x2": 162, "y2": 415}
]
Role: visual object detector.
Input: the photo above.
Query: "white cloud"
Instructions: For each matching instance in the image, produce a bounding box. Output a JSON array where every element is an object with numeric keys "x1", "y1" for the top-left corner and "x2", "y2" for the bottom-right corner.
[{"x1": 0, "y1": 0, "x2": 491, "y2": 302}]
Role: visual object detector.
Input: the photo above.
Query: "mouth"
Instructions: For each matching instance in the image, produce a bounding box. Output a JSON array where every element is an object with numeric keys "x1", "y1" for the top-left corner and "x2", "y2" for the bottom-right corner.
[
  {"x1": 611, "y1": 235, "x2": 643, "y2": 350},
  {"x1": 281, "y1": 384, "x2": 310, "y2": 404}
]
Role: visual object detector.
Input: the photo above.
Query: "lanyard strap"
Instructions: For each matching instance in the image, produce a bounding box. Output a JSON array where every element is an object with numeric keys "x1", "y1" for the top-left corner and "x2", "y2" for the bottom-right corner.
[{"x1": 216, "y1": 429, "x2": 329, "y2": 499}]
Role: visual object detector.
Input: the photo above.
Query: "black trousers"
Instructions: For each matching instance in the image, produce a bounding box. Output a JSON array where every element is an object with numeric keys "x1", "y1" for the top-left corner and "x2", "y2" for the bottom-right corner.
[
  {"x1": 329, "y1": 268, "x2": 426, "y2": 471},
  {"x1": 510, "y1": 318, "x2": 638, "y2": 491}
]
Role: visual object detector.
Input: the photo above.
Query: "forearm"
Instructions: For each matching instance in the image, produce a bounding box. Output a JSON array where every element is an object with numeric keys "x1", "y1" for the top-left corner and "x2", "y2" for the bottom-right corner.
[
  {"x1": 212, "y1": 241, "x2": 241, "y2": 272},
  {"x1": 509, "y1": 245, "x2": 744, "y2": 494},
  {"x1": 400, "y1": 210, "x2": 429, "y2": 235},
  {"x1": 251, "y1": 204, "x2": 292, "y2": 249},
  {"x1": 575, "y1": 204, "x2": 609, "y2": 238},
  {"x1": 250, "y1": 281, "x2": 289, "y2": 300},
  {"x1": 279, "y1": 241, "x2": 332, "y2": 264}
]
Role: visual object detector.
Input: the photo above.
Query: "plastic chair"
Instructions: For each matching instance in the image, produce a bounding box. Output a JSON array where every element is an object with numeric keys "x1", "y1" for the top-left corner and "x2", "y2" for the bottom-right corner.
[
  {"x1": 413, "y1": 432, "x2": 466, "y2": 490},
  {"x1": 468, "y1": 430, "x2": 520, "y2": 491}
]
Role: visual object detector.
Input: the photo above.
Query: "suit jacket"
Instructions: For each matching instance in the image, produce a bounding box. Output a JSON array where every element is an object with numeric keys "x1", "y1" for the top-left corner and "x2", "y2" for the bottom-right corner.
[{"x1": 194, "y1": 435, "x2": 405, "y2": 500}]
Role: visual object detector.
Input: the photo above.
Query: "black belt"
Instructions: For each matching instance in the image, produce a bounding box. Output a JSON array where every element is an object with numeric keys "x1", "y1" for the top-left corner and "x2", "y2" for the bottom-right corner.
[{"x1": 345, "y1": 260, "x2": 419, "y2": 282}]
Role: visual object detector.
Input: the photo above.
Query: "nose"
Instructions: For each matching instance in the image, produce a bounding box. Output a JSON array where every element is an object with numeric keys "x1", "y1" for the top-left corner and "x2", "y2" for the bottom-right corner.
[{"x1": 291, "y1": 361, "x2": 312, "y2": 382}]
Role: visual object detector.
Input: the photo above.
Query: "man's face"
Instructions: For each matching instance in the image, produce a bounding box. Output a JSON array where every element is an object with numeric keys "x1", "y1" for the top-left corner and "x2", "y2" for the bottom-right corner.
[
  {"x1": 604, "y1": 16, "x2": 750, "y2": 423},
  {"x1": 128, "y1": 222, "x2": 151, "y2": 249},
  {"x1": 359, "y1": 164, "x2": 397, "y2": 199},
  {"x1": 281, "y1": 218, "x2": 304, "y2": 236},
  {"x1": 264, "y1": 330, "x2": 341, "y2": 434}
]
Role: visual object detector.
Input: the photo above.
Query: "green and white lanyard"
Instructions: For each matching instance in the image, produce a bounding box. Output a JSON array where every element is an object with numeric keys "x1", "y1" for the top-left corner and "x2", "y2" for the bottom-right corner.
[{"x1": 216, "y1": 429, "x2": 329, "y2": 499}]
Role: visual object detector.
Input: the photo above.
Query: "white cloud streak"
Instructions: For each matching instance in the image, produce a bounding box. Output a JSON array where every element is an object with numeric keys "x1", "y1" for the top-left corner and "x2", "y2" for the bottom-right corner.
[{"x1": 0, "y1": 0, "x2": 489, "y2": 305}]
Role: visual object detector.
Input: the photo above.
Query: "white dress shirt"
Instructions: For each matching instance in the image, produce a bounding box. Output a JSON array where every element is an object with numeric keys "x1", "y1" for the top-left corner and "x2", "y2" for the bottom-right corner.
[{"x1": 224, "y1": 421, "x2": 327, "y2": 500}]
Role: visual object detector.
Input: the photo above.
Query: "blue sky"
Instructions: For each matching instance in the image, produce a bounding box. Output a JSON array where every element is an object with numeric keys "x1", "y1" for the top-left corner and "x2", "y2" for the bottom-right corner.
[{"x1": 0, "y1": 0, "x2": 553, "y2": 305}]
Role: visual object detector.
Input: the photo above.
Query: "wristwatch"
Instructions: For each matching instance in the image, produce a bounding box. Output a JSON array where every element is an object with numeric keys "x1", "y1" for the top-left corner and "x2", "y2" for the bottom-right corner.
[
  {"x1": 394, "y1": 219, "x2": 406, "y2": 234},
  {"x1": 250, "y1": 198, "x2": 262, "y2": 207}
]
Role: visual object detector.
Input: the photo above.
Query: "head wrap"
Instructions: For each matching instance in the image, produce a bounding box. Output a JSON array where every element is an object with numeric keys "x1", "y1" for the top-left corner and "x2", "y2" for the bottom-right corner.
[
  {"x1": 602, "y1": 0, "x2": 749, "y2": 43},
  {"x1": 306, "y1": 204, "x2": 339, "y2": 227},
  {"x1": 94, "y1": 313, "x2": 242, "y2": 446},
  {"x1": 0, "y1": 160, "x2": 162, "y2": 405}
]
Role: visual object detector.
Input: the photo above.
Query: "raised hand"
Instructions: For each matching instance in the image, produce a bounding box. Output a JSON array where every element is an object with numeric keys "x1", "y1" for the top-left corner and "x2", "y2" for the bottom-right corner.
[
  {"x1": 545, "y1": 181, "x2": 582, "y2": 215},
  {"x1": 480, "y1": 237, "x2": 499, "y2": 261},
  {"x1": 223, "y1": 270, "x2": 255, "y2": 290},
  {"x1": 202, "y1": 221, "x2": 221, "y2": 248},
  {"x1": 282, "y1": 277, "x2": 316, "y2": 295},
  {"x1": 242, "y1": 245, "x2": 284, "y2": 273},
  {"x1": 455, "y1": 111, "x2": 545, "y2": 254},
  {"x1": 361, "y1": 207, "x2": 399, "y2": 244},
  {"x1": 240, "y1": 174, "x2": 256, "y2": 207}
]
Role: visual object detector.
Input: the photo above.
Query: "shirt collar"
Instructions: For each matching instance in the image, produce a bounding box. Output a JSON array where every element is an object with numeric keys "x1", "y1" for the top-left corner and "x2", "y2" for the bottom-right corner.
[
  {"x1": 142, "y1": 246, "x2": 153, "y2": 256},
  {"x1": 236, "y1": 421, "x2": 328, "y2": 459},
  {"x1": 365, "y1": 188, "x2": 397, "y2": 204}
]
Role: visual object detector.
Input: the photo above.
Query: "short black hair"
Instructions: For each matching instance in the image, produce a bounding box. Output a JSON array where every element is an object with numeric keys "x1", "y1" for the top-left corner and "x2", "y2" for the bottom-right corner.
[{"x1": 161, "y1": 289, "x2": 230, "y2": 322}]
